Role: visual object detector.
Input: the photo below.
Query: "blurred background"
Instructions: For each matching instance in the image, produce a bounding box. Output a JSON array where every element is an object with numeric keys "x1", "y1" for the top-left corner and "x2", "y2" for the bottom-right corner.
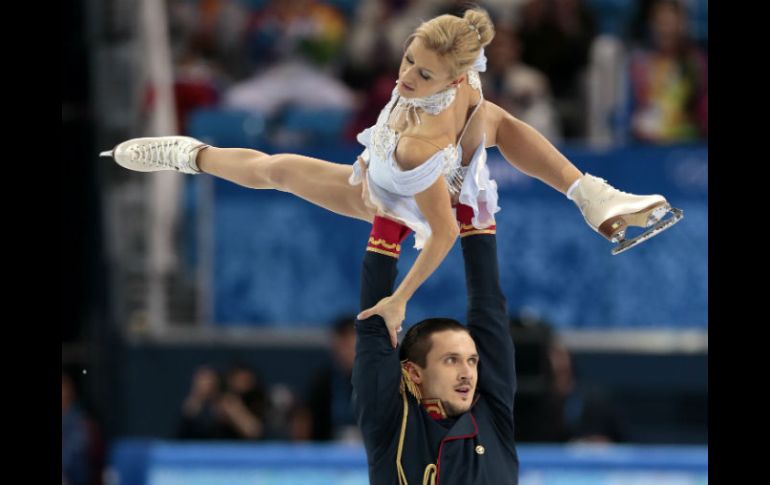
[{"x1": 62, "y1": 0, "x2": 707, "y2": 484}]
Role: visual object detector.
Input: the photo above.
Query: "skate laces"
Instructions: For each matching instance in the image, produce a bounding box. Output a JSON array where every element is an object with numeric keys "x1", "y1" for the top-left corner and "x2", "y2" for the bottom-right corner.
[
  {"x1": 595, "y1": 177, "x2": 632, "y2": 198},
  {"x1": 130, "y1": 139, "x2": 189, "y2": 169},
  {"x1": 579, "y1": 176, "x2": 632, "y2": 216}
]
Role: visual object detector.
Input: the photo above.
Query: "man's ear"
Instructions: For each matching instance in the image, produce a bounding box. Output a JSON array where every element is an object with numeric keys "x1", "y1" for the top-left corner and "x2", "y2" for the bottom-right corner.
[{"x1": 404, "y1": 361, "x2": 423, "y2": 385}]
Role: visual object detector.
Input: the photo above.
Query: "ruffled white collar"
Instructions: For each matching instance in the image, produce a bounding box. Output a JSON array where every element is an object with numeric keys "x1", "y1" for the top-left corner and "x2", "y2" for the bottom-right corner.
[{"x1": 392, "y1": 48, "x2": 487, "y2": 124}]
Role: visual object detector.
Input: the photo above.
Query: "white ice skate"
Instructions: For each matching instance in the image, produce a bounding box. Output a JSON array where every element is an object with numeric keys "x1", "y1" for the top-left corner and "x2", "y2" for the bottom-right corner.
[
  {"x1": 99, "y1": 136, "x2": 209, "y2": 175},
  {"x1": 570, "y1": 173, "x2": 684, "y2": 255}
]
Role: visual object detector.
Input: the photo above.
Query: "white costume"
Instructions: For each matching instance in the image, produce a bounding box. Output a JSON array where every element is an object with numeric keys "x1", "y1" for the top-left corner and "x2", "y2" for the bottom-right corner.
[{"x1": 349, "y1": 50, "x2": 500, "y2": 249}]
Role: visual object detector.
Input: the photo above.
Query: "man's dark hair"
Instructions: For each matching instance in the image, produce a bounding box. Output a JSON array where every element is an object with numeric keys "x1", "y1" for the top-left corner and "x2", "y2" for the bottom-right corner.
[{"x1": 399, "y1": 318, "x2": 471, "y2": 367}]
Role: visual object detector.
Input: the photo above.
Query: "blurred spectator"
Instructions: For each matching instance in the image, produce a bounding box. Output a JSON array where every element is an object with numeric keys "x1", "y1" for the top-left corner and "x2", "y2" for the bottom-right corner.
[
  {"x1": 510, "y1": 316, "x2": 625, "y2": 443},
  {"x1": 223, "y1": 61, "x2": 356, "y2": 117},
  {"x1": 62, "y1": 372, "x2": 102, "y2": 485},
  {"x1": 518, "y1": 0, "x2": 597, "y2": 138},
  {"x1": 219, "y1": 362, "x2": 271, "y2": 440},
  {"x1": 482, "y1": 26, "x2": 562, "y2": 142},
  {"x1": 306, "y1": 316, "x2": 360, "y2": 442},
  {"x1": 628, "y1": 0, "x2": 707, "y2": 143},
  {"x1": 627, "y1": 0, "x2": 707, "y2": 51},
  {"x1": 173, "y1": 48, "x2": 223, "y2": 133},
  {"x1": 177, "y1": 365, "x2": 225, "y2": 439},
  {"x1": 168, "y1": 0, "x2": 253, "y2": 80},
  {"x1": 224, "y1": 0, "x2": 356, "y2": 118},
  {"x1": 443, "y1": 0, "x2": 527, "y2": 27},
  {"x1": 284, "y1": 394, "x2": 315, "y2": 442},
  {"x1": 345, "y1": 0, "x2": 442, "y2": 73},
  {"x1": 245, "y1": 0, "x2": 349, "y2": 69},
  {"x1": 177, "y1": 363, "x2": 310, "y2": 441},
  {"x1": 260, "y1": 382, "x2": 311, "y2": 440},
  {"x1": 544, "y1": 339, "x2": 626, "y2": 443}
]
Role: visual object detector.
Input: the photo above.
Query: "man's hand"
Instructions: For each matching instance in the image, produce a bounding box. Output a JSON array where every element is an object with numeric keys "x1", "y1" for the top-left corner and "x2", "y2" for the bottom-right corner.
[{"x1": 358, "y1": 295, "x2": 406, "y2": 348}]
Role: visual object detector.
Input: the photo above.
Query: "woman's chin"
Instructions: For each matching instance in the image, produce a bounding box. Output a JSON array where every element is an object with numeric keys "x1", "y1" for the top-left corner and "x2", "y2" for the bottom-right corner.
[{"x1": 397, "y1": 83, "x2": 417, "y2": 97}]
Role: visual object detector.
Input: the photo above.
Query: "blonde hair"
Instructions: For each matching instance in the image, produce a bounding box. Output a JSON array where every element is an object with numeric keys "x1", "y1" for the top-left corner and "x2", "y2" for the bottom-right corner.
[{"x1": 407, "y1": 7, "x2": 495, "y2": 79}]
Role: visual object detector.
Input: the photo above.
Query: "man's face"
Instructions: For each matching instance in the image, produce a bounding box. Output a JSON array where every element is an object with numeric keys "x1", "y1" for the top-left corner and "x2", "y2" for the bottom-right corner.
[{"x1": 412, "y1": 330, "x2": 479, "y2": 416}]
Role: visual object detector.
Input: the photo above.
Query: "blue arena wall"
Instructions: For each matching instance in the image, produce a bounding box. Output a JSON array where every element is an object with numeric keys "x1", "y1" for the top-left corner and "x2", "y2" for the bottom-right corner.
[
  {"x1": 187, "y1": 143, "x2": 707, "y2": 329},
  {"x1": 110, "y1": 441, "x2": 708, "y2": 485}
]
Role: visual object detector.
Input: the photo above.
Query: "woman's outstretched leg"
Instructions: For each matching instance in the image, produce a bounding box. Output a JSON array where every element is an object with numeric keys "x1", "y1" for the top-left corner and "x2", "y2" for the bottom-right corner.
[
  {"x1": 487, "y1": 102, "x2": 582, "y2": 194},
  {"x1": 102, "y1": 136, "x2": 375, "y2": 223},
  {"x1": 487, "y1": 103, "x2": 683, "y2": 254}
]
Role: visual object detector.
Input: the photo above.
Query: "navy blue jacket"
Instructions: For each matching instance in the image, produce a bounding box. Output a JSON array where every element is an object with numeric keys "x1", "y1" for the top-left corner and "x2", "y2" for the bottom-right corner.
[{"x1": 352, "y1": 234, "x2": 519, "y2": 484}]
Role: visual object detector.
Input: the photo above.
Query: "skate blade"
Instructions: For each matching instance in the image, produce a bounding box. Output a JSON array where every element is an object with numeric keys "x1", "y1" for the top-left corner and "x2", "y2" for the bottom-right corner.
[
  {"x1": 611, "y1": 208, "x2": 684, "y2": 255},
  {"x1": 99, "y1": 150, "x2": 114, "y2": 158}
]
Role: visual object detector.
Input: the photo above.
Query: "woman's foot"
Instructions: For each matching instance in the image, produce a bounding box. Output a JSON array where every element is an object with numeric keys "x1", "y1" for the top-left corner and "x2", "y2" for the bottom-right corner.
[
  {"x1": 100, "y1": 136, "x2": 209, "y2": 174},
  {"x1": 570, "y1": 173, "x2": 684, "y2": 254}
]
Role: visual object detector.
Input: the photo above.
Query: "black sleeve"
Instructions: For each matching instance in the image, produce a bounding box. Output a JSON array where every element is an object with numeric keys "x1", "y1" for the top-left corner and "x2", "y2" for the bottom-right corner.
[
  {"x1": 462, "y1": 234, "x2": 516, "y2": 429},
  {"x1": 351, "y1": 252, "x2": 404, "y2": 447}
]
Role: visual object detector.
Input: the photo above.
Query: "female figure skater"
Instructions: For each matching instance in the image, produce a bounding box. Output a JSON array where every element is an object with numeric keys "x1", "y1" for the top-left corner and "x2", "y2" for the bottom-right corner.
[{"x1": 101, "y1": 8, "x2": 682, "y2": 338}]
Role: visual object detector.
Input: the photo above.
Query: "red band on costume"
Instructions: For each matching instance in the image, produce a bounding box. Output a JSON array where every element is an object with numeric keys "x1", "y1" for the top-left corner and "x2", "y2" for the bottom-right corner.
[
  {"x1": 366, "y1": 216, "x2": 412, "y2": 258},
  {"x1": 455, "y1": 203, "x2": 496, "y2": 237}
]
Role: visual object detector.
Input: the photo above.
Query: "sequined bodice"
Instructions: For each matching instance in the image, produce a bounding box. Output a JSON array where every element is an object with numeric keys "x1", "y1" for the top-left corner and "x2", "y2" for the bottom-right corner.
[{"x1": 369, "y1": 86, "x2": 481, "y2": 196}]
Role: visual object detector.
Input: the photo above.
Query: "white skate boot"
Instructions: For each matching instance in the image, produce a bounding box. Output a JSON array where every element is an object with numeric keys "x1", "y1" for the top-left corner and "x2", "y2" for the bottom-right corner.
[
  {"x1": 99, "y1": 136, "x2": 209, "y2": 175},
  {"x1": 569, "y1": 173, "x2": 684, "y2": 255}
]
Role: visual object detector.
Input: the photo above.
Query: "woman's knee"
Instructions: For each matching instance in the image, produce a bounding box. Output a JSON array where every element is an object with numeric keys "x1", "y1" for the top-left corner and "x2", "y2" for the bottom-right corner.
[{"x1": 256, "y1": 154, "x2": 290, "y2": 189}]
